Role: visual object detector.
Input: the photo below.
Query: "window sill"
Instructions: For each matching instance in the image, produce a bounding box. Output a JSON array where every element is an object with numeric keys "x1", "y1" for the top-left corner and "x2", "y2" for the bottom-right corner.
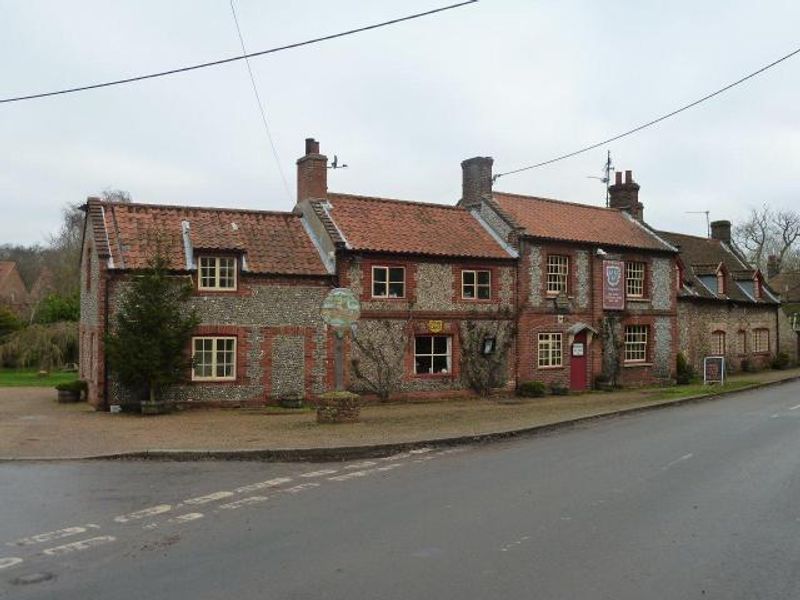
[
  {"x1": 413, "y1": 373, "x2": 454, "y2": 379},
  {"x1": 191, "y1": 378, "x2": 238, "y2": 383},
  {"x1": 622, "y1": 362, "x2": 652, "y2": 368},
  {"x1": 626, "y1": 297, "x2": 650, "y2": 303},
  {"x1": 537, "y1": 365, "x2": 565, "y2": 370}
]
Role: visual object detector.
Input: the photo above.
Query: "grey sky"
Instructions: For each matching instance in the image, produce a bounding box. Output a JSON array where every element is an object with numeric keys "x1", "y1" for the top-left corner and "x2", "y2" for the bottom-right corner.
[{"x1": 1, "y1": 0, "x2": 799, "y2": 246}]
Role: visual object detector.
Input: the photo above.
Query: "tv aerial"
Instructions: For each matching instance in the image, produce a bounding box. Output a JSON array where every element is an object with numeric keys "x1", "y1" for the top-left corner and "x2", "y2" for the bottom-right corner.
[
  {"x1": 686, "y1": 210, "x2": 711, "y2": 237},
  {"x1": 587, "y1": 150, "x2": 613, "y2": 206},
  {"x1": 328, "y1": 155, "x2": 348, "y2": 170}
]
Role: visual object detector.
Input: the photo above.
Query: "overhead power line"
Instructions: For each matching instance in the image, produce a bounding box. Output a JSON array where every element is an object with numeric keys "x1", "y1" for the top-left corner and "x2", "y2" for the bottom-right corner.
[
  {"x1": 0, "y1": 0, "x2": 478, "y2": 105},
  {"x1": 229, "y1": 0, "x2": 292, "y2": 202},
  {"x1": 494, "y1": 43, "x2": 800, "y2": 181}
]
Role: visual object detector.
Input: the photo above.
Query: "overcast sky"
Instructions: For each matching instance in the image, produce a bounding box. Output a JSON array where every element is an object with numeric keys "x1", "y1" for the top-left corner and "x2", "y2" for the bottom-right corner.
[{"x1": 1, "y1": 0, "x2": 799, "y2": 246}]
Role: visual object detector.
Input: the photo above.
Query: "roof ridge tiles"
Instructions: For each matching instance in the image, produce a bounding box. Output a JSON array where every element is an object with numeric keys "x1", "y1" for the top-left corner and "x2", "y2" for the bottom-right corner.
[
  {"x1": 492, "y1": 190, "x2": 617, "y2": 213},
  {"x1": 327, "y1": 192, "x2": 466, "y2": 212},
  {"x1": 96, "y1": 200, "x2": 298, "y2": 218}
]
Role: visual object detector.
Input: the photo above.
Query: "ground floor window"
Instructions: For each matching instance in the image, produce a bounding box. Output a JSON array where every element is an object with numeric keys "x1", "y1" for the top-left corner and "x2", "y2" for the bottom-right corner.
[
  {"x1": 192, "y1": 337, "x2": 236, "y2": 380},
  {"x1": 624, "y1": 325, "x2": 648, "y2": 362},
  {"x1": 736, "y1": 330, "x2": 747, "y2": 355},
  {"x1": 414, "y1": 335, "x2": 451, "y2": 374},
  {"x1": 711, "y1": 330, "x2": 726, "y2": 356},
  {"x1": 753, "y1": 328, "x2": 769, "y2": 354},
  {"x1": 538, "y1": 333, "x2": 563, "y2": 368}
]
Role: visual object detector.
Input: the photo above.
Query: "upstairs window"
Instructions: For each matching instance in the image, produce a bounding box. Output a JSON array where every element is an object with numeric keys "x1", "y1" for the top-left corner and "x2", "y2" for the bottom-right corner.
[
  {"x1": 199, "y1": 256, "x2": 237, "y2": 291},
  {"x1": 462, "y1": 270, "x2": 491, "y2": 300},
  {"x1": 192, "y1": 337, "x2": 236, "y2": 381},
  {"x1": 626, "y1": 262, "x2": 646, "y2": 297},
  {"x1": 624, "y1": 325, "x2": 648, "y2": 363},
  {"x1": 711, "y1": 330, "x2": 726, "y2": 356},
  {"x1": 414, "y1": 335, "x2": 451, "y2": 375},
  {"x1": 372, "y1": 266, "x2": 405, "y2": 298},
  {"x1": 546, "y1": 255, "x2": 569, "y2": 294}
]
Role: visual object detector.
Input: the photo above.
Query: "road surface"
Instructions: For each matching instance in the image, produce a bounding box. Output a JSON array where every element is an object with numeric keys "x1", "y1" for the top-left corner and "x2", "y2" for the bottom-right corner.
[{"x1": 3, "y1": 381, "x2": 800, "y2": 599}]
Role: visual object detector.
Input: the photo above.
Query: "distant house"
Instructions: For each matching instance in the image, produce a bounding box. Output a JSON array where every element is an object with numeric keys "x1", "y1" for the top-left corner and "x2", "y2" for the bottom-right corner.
[
  {"x1": 766, "y1": 260, "x2": 800, "y2": 356},
  {"x1": 0, "y1": 261, "x2": 29, "y2": 317},
  {"x1": 29, "y1": 266, "x2": 55, "y2": 305},
  {"x1": 659, "y1": 223, "x2": 788, "y2": 372}
]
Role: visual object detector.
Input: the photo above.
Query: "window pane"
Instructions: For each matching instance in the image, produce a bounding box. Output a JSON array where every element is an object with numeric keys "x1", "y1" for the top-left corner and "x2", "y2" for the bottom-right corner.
[
  {"x1": 416, "y1": 336, "x2": 432, "y2": 355},
  {"x1": 388, "y1": 282, "x2": 404, "y2": 297},
  {"x1": 388, "y1": 267, "x2": 404, "y2": 283},
  {"x1": 432, "y1": 356, "x2": 448, "y2": 373},
  {"x1": 477, "y1": 286, "x2": 491, "y2": 299},
  {"x1": 433, "y1": 336, "x2": 448, "y2": 354},
  {"x1": 373, "y1": 282, "x2": 387, "y2": 297},
  {"x1": 462, "y1": 271, "x2": 475, "y2": 285},
  {"x1": 477, "y1": 271, "x2": 490, "y2": 285},
  {"x1": 373, "y1": 267, "x2": 387, "y2": 283},
  {"x1": 416, "y1": 356, "x2": 432, "y2": 374},
  {"x1": 463, "y1": 286, "x2": 475, "y2": 298}
]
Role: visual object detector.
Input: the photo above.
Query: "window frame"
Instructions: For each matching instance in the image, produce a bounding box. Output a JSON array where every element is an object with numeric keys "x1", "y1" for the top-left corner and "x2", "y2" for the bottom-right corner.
[
  {"x1": 624, "y1": 325, "x2": 649, "y2": 363},
  {"x1": 537, "y1": 332, "x2": 563, "y2": 369},
  {"x1": 191, "y1": 336, "x2": 237, "y2": 382},
  {"x1": 711, "y1": 330, "x2": 726, "y2": 356},
  {"x1": 461, "y1": 269, "x2": 492, "y2": 301},
  {"x1": 198, "y1": 256, "x2": 238, "y2": 291},
  {"x1": 371, "y1": 265, "x2": 406, "y2": 299},
  {"x1": 752, "y1": 328, "x2": 770, "y2": 354},
  {"x1": 546, "y1": 255, "x2": 570, "y2": 295},
  {"x1": 736, "y1": 330, "x2": 747, "y2": 356},
  {"x1": 625, "y1": 261, "x2": 646, "y2": 298},
  {"x1": 413, "y1": 335, "x2": 452, "y2": 376}
]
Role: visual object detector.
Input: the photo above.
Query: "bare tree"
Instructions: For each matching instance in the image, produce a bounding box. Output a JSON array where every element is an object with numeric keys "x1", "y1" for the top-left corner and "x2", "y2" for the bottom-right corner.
[
  {"x1": 350, "y1": 318, "x2": 410, "y2": 402},
  {"x1": 100, "y1": 188, "x2": 132, "y2": 203},
  {"x1": 734, "y1": 205, "x2": 800, "y2": 273}
]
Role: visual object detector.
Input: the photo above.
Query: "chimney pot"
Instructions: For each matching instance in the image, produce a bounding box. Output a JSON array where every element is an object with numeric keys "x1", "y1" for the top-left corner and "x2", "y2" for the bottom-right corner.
[
  {"x1": 608, "y1": 167, "x2": 643, "y2": 222},
  {"x1": 625, "y1": 170, "x2": 633, "y2": 184},
  {"x1": 305, "y1": 138, "x2": 320, "y2": 155},
  {"x1": 615, "y1": 171, "x2": 622, "y2": 185}
]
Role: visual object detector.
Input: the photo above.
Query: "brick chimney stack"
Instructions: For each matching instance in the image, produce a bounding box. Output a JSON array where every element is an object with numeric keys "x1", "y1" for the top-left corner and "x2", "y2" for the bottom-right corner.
[
  {"x1": 767, "y1": 254, "x2": 779, "y2": 278},
  {"x1": 461, "y1": 156, "x2": 494, "y2": 208},
  {"x1": 608, "y1": 170, "x2": 643, "y2": 221},
  {"x1": 296, "y1": 137, "x2": 328, "y2": 202},
  {"x1": 710, "y1": 220, "x2": 732, "y2": 244}
]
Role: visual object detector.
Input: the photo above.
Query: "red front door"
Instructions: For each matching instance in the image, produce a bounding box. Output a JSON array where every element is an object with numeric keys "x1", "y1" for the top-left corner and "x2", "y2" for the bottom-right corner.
[{"x1": 569, "y1": 332, "x2": 588, "y2": 391}]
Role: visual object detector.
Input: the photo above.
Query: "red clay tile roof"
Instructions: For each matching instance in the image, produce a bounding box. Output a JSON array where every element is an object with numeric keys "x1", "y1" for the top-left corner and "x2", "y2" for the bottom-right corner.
[
  {"x1": 322, "y1": 193, "x2": 513, "y2": 259},
  {"x1": 0, "y1": 262, "x2": 14, "y2": 283},
  {"x1": 491, "y1": 192, "x2": 674, "y2": 252},
  {"x1": 90, "y1": 200, "x2": 329, "y2": 276}
]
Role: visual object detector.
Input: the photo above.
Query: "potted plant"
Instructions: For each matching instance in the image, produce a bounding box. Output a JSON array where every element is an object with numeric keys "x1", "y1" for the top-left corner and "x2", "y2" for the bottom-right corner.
[{"x1": 55, "y1": 380, "x2": 85, "y2": 403}]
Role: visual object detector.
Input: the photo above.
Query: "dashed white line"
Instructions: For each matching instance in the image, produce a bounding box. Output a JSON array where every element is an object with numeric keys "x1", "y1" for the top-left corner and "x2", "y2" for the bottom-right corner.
[
  {"x1": 344, "y1": 461, "x2": 377, "y2": 470},
  {"x1": 789, "y1": 404, "x2": 800, "y2": 411},
  {"x1": 114, "y1": 505, "x2": 172, "y2": 523},
  {"x1": 10, "y1": 525, "x2": 100, "y2": 547},
  {"x1": 282, "y1": 483, "x2": 320, "y2": 494},
  {"x1": 168, "y1": 513, "x2": 204, "y2": 524},
  {"x1": 329, "y1": 470, "x2": 369, "y2": 482},
  {"x1": 42, "y1": 536, "x2": 116, "y2": 556},
  {"x1": 0, "y1": 557, "x2": 23, "y2": 570},
  {"x1": 219, "y1": 496, "x2": 269, "y2": 510},
  {"x1": 183, "y1": 491, "x2": 234, "y2": 505},
  {"x1": 300, "y1": 469, "x2": 339, "y2": 478},
  {"x1": 235, "y1": 477, "x2": 292, "y2": 494},
  {"x1": 662, "y1": 453, "x2": 694, "y2": 470}
]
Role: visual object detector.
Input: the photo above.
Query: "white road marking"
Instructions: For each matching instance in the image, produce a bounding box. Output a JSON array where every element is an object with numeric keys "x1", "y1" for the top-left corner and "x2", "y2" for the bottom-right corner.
[
  {"x1": 771, "y1": 413, "x2": 781, "y2": 419},
  {"x1": 0, "y1": 557, "x2": 23, "y2": 570},
  {"x1": 10, "y1": 524, "x2": 100, "y2": 547},
  {"x1": 42, "y1": 536, "x2": 116, "y2": 556},
  {"x1": 329, "y1": 470, "x2": 369, "y2": 482},
  {"x1": 344, "y1": 461, "x2": 377, "y2": 470},
  {"x1": 790, "y1": 404, "x2": 800, "y2": 411},
  {"x1": 662, "y1": 453, "x2": 694, "y2": 470},
  {"x1": 381, "y1": 452, "x2": 411, "y2": 461},
  {"x1": 375, "y1": 463, "x2": 405, "y2": 473},
  {"x1": 183, "y1": 491, "x2": 234, "y2": 505},
  {"x1": 500, "y1": 535, "x2": 531, "y2": 552},
  {"x1": 220, "y1": 496, "x2": 269, "y2": 510},
  {"x1": 282, "y1": 483, "x2": 320, "y2": 494},
  {"x1": 114, "y1": 505, "x2": 172, "y2": 523},
  {"x1": 234, "y1": 477, "x2": 292, "y2": 494},
  {"x1": 167, "y1": 512, "x2": 204, "y2": 524},
  {"x1": 300, "y1": 469, "x2": 339, "y2": 478},
  {"x1": 409, "y1": 447, "x2": 433, "y2": 455}
]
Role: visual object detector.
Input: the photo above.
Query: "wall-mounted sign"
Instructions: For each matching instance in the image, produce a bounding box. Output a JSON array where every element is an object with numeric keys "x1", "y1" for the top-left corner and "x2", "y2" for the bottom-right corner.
[
  {"x1": 428, "y1": 320, "x2": 444, "y2": 334},
  {"x1": 572, "y1": 343, "x2": 585, "y2": 357},
  {"x1": 603, "y1": 260, "x2": 625, "y2": 311},
  {"x1": 704, "y1": 356, "x2": 726, "y2": 385}
]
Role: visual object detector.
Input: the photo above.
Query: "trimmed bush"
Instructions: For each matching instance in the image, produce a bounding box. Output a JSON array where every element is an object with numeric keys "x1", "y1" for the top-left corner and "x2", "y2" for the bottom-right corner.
[
  {"x1": 549, "y1": 383, "x2": 569, "y2": 396},
  {"x1": 517, "y1": 381, "x2": 546, "y2": 397},
  {"x1": 771, "y1": 352, "x2": 790, "y2": 370},
  {"x1": 54, "y1": 380, "x2": 86, "y2": 394},
  {"x1": 316, "y1": 391, "x2": 361, "y2": 423},
  {"x1": 676, "y1": 352, "x2": 694, "y2": 385}
]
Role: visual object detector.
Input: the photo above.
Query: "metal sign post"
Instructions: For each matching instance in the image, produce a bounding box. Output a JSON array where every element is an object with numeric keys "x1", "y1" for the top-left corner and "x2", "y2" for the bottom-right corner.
[{"x1": 320, "y1": 288, "x2": 361, "y2": 392}]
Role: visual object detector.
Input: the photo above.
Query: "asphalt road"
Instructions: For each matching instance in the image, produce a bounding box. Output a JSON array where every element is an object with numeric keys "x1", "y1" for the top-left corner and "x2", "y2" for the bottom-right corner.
[{"x1": 3, "y1": 381, "x2": 800, "y2": 599}]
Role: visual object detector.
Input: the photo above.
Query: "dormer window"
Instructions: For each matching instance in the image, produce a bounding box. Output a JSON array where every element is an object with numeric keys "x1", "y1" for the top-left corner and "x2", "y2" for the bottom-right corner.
[
  {"x1": 199, "y1": 256, "x2": 237, "y2": 291},
  {"x1": 754, "y1": 274, "x2": 763, "y2": 300},
  {"x1": 716, "y1": 266, "x2": 726, "y2": 295}
]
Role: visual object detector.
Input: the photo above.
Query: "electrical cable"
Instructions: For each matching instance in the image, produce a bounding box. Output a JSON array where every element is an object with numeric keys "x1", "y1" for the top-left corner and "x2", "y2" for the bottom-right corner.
[
  {"x1": 494, "y1": 44, "x2": 800, "y2": 181},
  {"x1": 229, "y1": 0, "x2": 292, "y2": 201},
  {"x1": 0, "y1": 0, "x2": 477, "y2": 105}
]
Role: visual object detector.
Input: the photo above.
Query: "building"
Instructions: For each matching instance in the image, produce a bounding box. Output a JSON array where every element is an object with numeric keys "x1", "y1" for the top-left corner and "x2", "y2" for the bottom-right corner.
[
  {"x1": 766, "y1": 259, "x2": 800, "y2": 359},
  {"x1": 0, "y1": 261, "x2": 29, "y2": 318},
  {"x1": 659, "y1": 221, "x2": 784, "y2": 372}
]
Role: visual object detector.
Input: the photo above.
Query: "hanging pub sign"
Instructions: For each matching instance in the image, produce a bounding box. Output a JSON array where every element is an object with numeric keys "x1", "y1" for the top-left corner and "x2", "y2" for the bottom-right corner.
[{"x1": 602, "y1": 260, "x2": 626, "y2": 310}]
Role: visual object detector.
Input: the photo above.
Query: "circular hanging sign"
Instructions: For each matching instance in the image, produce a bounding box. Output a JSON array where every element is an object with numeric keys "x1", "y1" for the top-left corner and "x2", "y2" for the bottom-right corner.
[{"x1": 321, "y1": 288, "x2": 361, "y2": 330}]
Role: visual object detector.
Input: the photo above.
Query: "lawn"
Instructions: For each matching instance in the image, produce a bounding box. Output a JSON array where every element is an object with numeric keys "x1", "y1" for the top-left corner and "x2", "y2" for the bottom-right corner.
[
  {"x1": 648, "y1": 379, "x2": 758, "y2": 401},
  {"x1": 0, "y1": 369, "x2": 78, "y2": 387}
]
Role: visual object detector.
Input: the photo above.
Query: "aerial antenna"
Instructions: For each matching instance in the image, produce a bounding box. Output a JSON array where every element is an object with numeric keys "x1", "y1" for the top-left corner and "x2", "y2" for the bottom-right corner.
[
  {"x1": 328, "y1": 155, "x2": 348, "y2": 170},
  {"x1": 586, "y1": 150, "x2": 613, "y2": 206},
  {"x1": 686, "y1": 210, "x2": 711, "y2": 237}
]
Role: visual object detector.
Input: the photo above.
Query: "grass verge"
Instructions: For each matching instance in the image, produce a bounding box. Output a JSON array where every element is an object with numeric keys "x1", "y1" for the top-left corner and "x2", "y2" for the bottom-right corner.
[{"x1": 0, "y1": 369, "x2": 78, "y2": 387}]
